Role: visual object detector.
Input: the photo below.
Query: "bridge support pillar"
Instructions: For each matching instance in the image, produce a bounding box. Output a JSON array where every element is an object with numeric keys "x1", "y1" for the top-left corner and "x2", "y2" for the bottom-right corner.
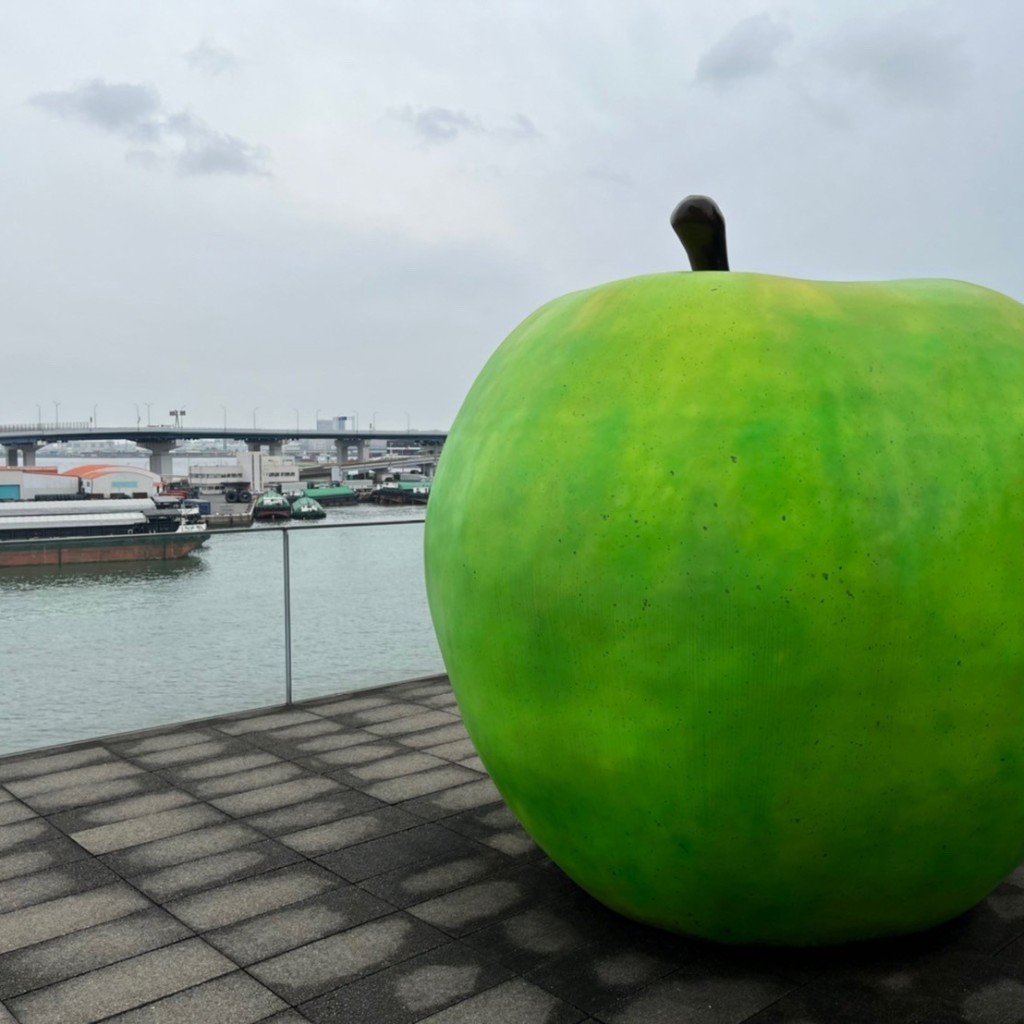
[
  {"x1": 2, "y1": 444, "x2": 41, "y2": 467},
  {"x1": 268, "y1": 441, "x2": 282, "y2": 456},
  {"x1": 145, "y1": 440, "x2": 176, "y2": 479},
  {"x1": 247, "y1": 441, "x2": 262, "y2": 453},
  {"x1": 335, "y1": 438, "x2": 353, "y2": 463}
]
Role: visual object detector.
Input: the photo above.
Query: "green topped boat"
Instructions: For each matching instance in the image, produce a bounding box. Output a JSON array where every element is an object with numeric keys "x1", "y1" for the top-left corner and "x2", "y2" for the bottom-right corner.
[
  {"x1": 290, "y1": 495, "x2": 327, "y2": 521},
  {"x1": 301, "y1": 486, "x2": 358, "y2": 507}
]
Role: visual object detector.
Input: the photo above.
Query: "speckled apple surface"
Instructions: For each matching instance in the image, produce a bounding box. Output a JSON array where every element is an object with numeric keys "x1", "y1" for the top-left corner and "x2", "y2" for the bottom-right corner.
[{"x1": 423, "y1": 271, "x2": 1024, "y2": 945}]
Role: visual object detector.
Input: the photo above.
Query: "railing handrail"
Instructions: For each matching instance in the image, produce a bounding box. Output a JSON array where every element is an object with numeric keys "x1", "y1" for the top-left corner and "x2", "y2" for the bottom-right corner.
[{"x1": 209, "y1": 517, "x2": 425, "y2": 537}]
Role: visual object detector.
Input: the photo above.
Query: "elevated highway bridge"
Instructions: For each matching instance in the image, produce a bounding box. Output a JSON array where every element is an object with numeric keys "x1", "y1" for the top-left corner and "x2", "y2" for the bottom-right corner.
[{"x1": 0, "y1": 425, "x2": 447, "y2": 477}]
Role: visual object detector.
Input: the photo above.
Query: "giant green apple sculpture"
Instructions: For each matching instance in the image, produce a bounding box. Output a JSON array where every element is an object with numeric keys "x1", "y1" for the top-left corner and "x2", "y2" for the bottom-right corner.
[{"x1": 424, "y1": 196, "x2": 1024, "y2": 945}]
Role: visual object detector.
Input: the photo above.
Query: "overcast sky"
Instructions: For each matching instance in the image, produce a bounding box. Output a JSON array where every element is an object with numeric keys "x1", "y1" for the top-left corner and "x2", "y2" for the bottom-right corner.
[{"x1": 2, "y1": 1, "x2": 1023, "y2": 432}]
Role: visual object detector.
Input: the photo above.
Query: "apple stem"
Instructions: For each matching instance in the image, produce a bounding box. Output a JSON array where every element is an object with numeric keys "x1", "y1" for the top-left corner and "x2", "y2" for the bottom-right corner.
[{"x1": 671, "y1": 196, "x2": 730, "y2": 272}]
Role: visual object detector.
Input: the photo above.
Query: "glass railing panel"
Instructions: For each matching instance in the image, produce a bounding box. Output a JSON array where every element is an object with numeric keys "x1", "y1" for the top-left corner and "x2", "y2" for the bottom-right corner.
[
  {"x1": 0, "y1": 514, "x2": 444, "y2": 756},
  {"x1": 286, "y1": 516, "x2": 444, "y2": 701}
]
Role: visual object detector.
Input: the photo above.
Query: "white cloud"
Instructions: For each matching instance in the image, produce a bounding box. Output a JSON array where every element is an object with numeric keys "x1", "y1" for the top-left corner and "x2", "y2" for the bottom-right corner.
[
  {"x1": 389, "y1": 106, "x2": 542, "y2": 145},
  {"x1": 695, "y1": 13, "x2": 792, "y2": 88},
  {"x1": 29, "y1": 78, "x2": 269, "y2": 177},
  {"x1": 824, "y1": 15, "x2": 968, "y2": 106},
  {"x1": 185, "y1": 39, "x2": 240, "y2": 76}
]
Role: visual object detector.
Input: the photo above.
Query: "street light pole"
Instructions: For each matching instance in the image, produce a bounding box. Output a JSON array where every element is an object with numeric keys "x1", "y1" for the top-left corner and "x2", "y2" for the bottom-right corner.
[
  {"x1": 92, "y1": 404, "x2": 98, "y2": 428},
  {"x1": 134, "y1": 403, "x2": 141, "y2": 428},
  {"x1": 35, "y1": 404, "x2": 41, "y2": 427},
  {"x1": 221, "y1": 405, "x2": 227, "y2": 432},
  {"x1": 53, "y1": 401, "x2": 60, "y2": 426},
  {"x1": 145, "y1": 403, "x2": 152, "y2": 426},
  {"x1": 252, "y1": 408, "x2": 259, "y2": 428}
]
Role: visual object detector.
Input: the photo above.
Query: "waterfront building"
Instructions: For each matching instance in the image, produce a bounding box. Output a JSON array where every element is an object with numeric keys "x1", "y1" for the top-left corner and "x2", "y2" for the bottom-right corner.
[{"x1": 188, "y1": 451, "x2": 300, "y2": 494}]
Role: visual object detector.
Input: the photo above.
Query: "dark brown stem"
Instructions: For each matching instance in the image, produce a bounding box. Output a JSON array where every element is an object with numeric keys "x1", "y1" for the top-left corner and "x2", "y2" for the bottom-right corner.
[{"x1": 670, "y1": 196, "x2": 729, "y2": 271}]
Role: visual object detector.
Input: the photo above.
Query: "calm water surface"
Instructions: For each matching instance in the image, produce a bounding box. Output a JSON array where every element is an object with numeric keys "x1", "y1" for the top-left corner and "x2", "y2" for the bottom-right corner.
[{"x1": 0, "y1": 497, "x2": 445, "y2": 755}]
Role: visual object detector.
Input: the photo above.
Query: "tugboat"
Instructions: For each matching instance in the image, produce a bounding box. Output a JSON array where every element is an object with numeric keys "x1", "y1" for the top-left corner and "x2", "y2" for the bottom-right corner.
[
  {"x1": 252, "y1": 491, "x2": 292, "y2": 521},
  {"x1": 289, "y1": 495, "x2": 327, "y2": 521}
]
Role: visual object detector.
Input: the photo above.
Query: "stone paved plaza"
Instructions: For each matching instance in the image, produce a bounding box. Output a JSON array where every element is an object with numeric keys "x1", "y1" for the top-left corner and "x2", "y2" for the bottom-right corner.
[{"x1": 4, "y1": 674, "x2": 1024, "y2": 1023}]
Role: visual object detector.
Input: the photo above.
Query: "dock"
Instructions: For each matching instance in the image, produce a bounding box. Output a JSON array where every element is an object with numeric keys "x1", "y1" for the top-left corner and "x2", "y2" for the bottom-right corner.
[{"x1": 2, "y1": 675, "x2": 1024, "y2": 1023}]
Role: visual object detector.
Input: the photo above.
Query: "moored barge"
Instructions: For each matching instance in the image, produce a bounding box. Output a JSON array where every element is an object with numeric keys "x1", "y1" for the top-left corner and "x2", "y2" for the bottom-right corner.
[{"x1": 0, "y1": 498, "x2": 209, "y2": 568}]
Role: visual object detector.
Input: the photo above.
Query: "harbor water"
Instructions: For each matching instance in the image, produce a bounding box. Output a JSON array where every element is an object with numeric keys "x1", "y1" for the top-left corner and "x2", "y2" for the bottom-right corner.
[{"x1": 0, "y1": 458, "x2": 445, "y2": 755}]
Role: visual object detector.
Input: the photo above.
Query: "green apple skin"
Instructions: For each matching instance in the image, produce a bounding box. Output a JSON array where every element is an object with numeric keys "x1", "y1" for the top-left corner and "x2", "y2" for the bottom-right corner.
[{"x1": 424, "y1": 270, "x2": 1024, "y2": 945}]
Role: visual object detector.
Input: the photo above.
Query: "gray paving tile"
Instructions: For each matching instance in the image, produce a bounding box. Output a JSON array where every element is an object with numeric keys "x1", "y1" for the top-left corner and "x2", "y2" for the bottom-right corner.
[
  {"x1": 0, "y1": 817, "x2": 65, "y2": 853},
  {"x1": 210, "y1": 776, "x2": 341, "y2": 817},
  {"x1": 102, "y1": 821, "x2": 265, "y2": 875},
  {"x1": 249, "y1": 912, "x2": 448, "y2": 1003},
  {"x1": 0, "y1": 746, "x2": 113, "y2": 782},
  {"x1": 522, "y1": 929, "x2": 704, "y2": 1018},
  {"x1": 397, "y1": 778, "x2": 504, "y2": 822},
  {"x1": 217, "y1": 710, "x2": 325, "y2": 735},
  {"x1": 457, "y1": 755, "x2": 487, "y2": 774},
  {"x1": 420, "y1": 693, "x2": 460, "y2": 710},
  {"x1": 308, "y1": 694, "x2": 392, "y2": 717},
  {"x1": 345, "y1": 702, "x2": 429, "y2": 725},
  {"x1": 165, "y1": 862, "x2": 342, "y2": 931},
  {"x1": 0, "y1": 906, "x2": 191, "y2": 1000},
  {"x1": 0, "y1": 786, "x2": 13, "y2": 802},
  {"x1": 441, "y1": 803, "x2": 539, "y2": 860},
  {"x1": 482, "y1": 829, "x2": 540, "y2": 857},
  {"x1": 348, "y1": 752, "x2": 450, "y2": 782},
  {"x1": 460, "y1": 905, "x2": 590, "y2": 974},
  {"x1": 259, "y1": 720, "x2": 343, "y2": 741},
  {"x1": 259, "y1": 1013, "x2": 314, "y2": 1024},
  {"x1": 393, "y1": 723, "x2": 469, "y2": 751},
  {"x1": 295, "y1": 731, "x2": 378, "y2": 754},
  {"x1": 407, "y1": 879, "x2": 534, "y2": 937},
  {"x1": 19, "y1": 774, "x2": 157, "y2": 814},
  {"x1": 279, "y1": 806, "x2": 421, "y2": 857},
  {"x1": 391, "y1": 679, "x2": 451, "y2": 700},
  {"x1": 298, "y1": 940, "x2": 512, "y2": 1024},
  {"x1": 315, "y1": 823, "x2": 486, "y2": 883},
  {"x1": 48, "y1": 788, "x2": 196, "y2": 833},
  {"x1": 0, "y1": 858, "x2": 116, "y2": 913},
  {"x1": 131, "y1": 739, "x2": 240, "y2": 769},
  {"x1": 133, "y1": 839, "x2": 302, "y2": 901},
  {"x1": 241, "y1": 790, "x2": 384, "y2": 836},
  {"x1": 422, "y1": 738, "x2": 478, "y2": 763},
  {"x1": 4, "y1": 758, "x2": 144, "y2": 798},
  {"x1": 71, "y1": 803, "x2": 226, "y2": 855},
  {"x1": 7, "y1": 936, "x2": 235, "y2": 1024},
  {"x1": 362, "y1": 850, "x2": 512, "y2": 910},
  {"x1": 366, "y1": 710, "x2": 462, "y2": 738},
  {"x1": 0, "y1": 882, "x2": 151, "y2": 954},
  {"x1": 165, "y1": 750, "x2": 281, "y2": 782},
  {"x1": 594, "y1": 958, "x2": 796, "y2": 1024},
  {"x1": 204, "y1": 885, "x2": 393, "y2": 966},
  {"x1": 416, "y1": 977, "x2": 586, "y2": 1024},
  {"x1": 0, "y1": 800, "x2": 37, "y2": 825},
  {"x1": 363, "y1": 765, "x2": 481, "y2": 803},
  {"x1": 0, "y1": 835, "x2": 91, "y2": 882},
  {"x1": 102, "y1": 970, "x2": 287, "y2": 1023},
  {"x1": 311, "y1": 741, "x2": 405, "y2": 768},
  {"x1": 188, "y1": 762, "x2": 306, "y2": 799},
  {"x1": 116, "y1": 729, "x2": 220, "y2": 756}
]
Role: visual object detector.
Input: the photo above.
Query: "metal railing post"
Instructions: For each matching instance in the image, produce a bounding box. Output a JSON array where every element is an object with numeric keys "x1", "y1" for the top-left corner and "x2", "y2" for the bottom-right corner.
[{"x1": 282, "y1": 528, "x2": 293, "y2": 705}]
